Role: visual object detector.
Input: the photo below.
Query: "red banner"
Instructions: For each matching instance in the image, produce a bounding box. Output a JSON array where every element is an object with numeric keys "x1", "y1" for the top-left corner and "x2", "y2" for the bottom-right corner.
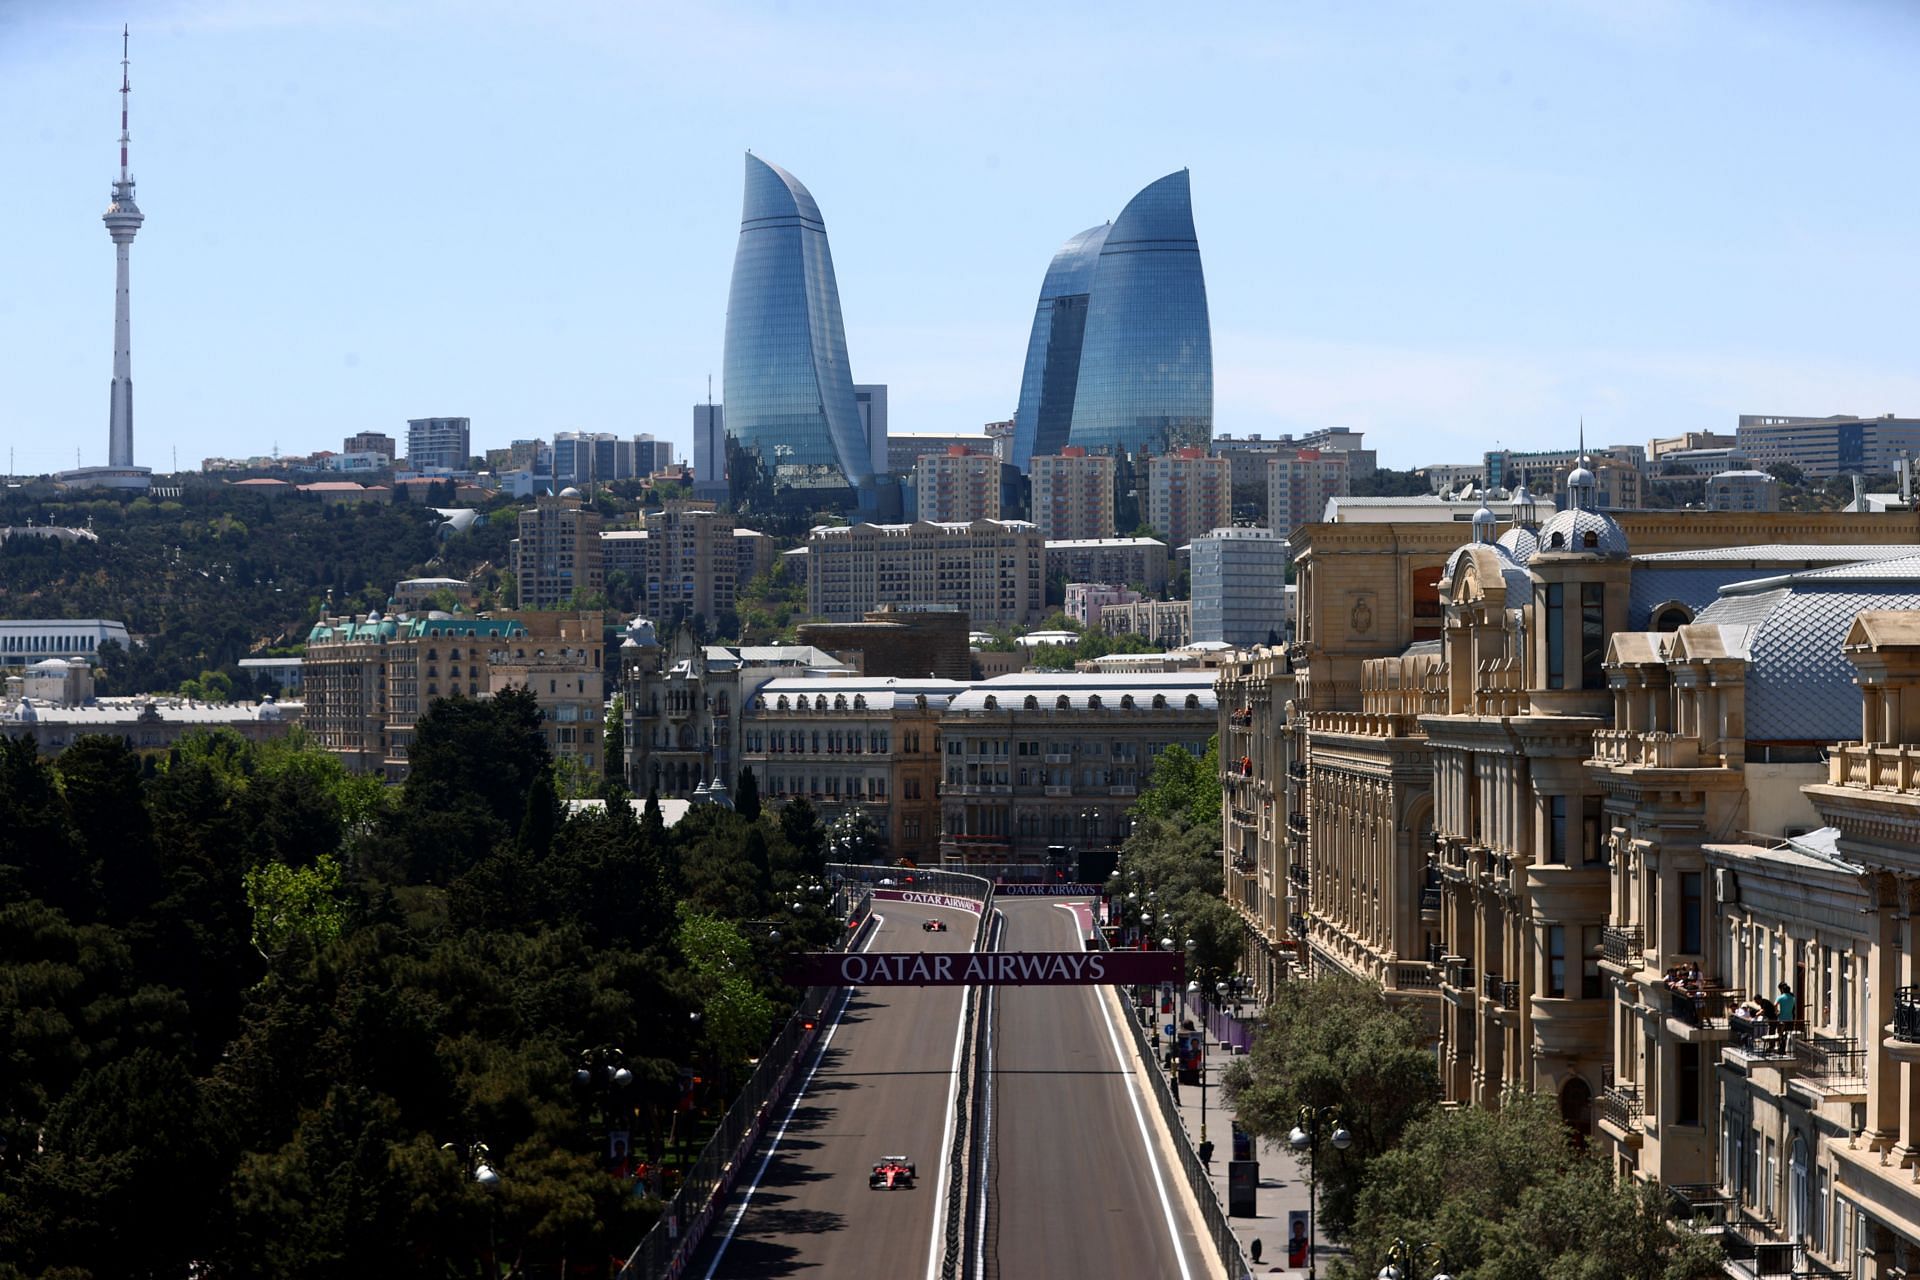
[{"x1": 788, "y1": 950, "x2": 1185, "y2": 987}]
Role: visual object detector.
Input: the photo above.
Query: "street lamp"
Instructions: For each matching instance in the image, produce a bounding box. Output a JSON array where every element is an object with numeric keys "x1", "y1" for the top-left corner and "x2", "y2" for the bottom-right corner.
[
  {"x1": 1288, "y1": 1105, "x2": 1351, "y2": 1280},
  {"x1": 1378, "y1": 1238, "x2": 1451, "y2": 1280},
  {"x1": 1186, "y1": 978, "x2": 1212, "y2": 1144},
  {"x1": 574, "y1": 1047, "x2": 634, "y2": 1174}
]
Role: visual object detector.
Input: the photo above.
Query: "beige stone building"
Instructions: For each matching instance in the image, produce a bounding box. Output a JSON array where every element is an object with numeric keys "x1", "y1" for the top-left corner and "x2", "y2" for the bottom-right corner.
[
  {"x1": 1030, "y1": 447, "x2": 1117, "y2": 541},
  {"x1": 937, "y1": 671, "x2": 1217, "y2": 871},
  {"x1": 805, "y1": 519, "x2": 1046, "y2": 626},
  {"x1": 513, "y1": 487, "x2": 604, "y2": 608},
  {"x1": 1218, "y1": 648, "x2": 1297, "y2": 1000},
  {"x1": 743, "y1": 676, "x2": 964, "y2": 863},
  {"x1": 914, "y1": 447, "x2": 1007, "y2": 523},
  {"x1": 599, "y1": 504, "x2": 750, "y2": 630},
  {"x1": 1146, "y1": 448, "x2": 1231, "y2": 550},
  {"x1": 1045, "y1": 537, "x2": 1170, "y2": 596},
  {"x1": 485, "y1": 611, "x2": 608, "y2": 779},
  {"x1": 1099, "y1": 598, "x2": 1192, "y2": 649}
]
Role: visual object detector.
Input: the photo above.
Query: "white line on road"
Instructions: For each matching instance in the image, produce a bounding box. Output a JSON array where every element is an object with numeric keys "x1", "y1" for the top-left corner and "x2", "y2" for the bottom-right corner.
[
  {"x1": 1081, "y1": 906, "x2": 1197, "y2": 1280},
  {"x1": 970, "y1": 909, "x2": 1003, "y2": 1280},
  {"x1": 924, "y1": 916, "x2": 979, "y2": 1280},
  {"x1": 701, "y1": 913, "x2": 885, "y2": 1280}
]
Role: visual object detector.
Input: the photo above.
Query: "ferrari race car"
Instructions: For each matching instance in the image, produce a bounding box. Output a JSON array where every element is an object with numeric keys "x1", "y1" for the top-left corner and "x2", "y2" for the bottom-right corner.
[
  {"x1": 870, "y1": 1156, "x2": 917, "y2": 1190},
  {"x1": 922, "y1": 918, "x2": 949, "y2": 933}
]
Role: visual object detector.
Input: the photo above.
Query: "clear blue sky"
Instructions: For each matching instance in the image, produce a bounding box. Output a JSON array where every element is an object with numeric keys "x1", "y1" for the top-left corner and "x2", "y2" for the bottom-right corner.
[{"x1": 5, "y1": 0, "x2": 1919, "y2": 476}]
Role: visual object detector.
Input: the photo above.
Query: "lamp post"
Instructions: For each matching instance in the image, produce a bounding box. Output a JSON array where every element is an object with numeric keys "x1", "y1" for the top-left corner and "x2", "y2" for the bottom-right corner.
[
  {"x1": 1377, "y1": 1238, "x2": 1452, "y2": 1280},
  {"x1": 1288, "y1": 1105, "x2": 1351, "y2": 1280},
  {"x1": 1187, "y1": 978, "x2": 1210, "y2": 1144},
  {"x1": 574, "y1": 1047, "x2": 634, "y2": 1175},
  {"x1": 441, "y1": 1138, "x2": 502, "y2": 1274}
]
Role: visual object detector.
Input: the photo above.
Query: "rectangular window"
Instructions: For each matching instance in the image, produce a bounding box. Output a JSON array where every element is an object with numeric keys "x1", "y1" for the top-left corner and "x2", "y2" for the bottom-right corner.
[
  {"x1": 1583, "y1": 925, "x2": 1604, "y2": 999},
  {"x1": 1548, "y1": 925, "x2": 1566, "y2": 997},
  {"x1": 1545, "y1": 583, "x2": 1565, "y2": 689},
  {"x1": 1675, "y1": 1043, "x2": 1700, "y2": 1126},
  {"x1": 1583, "y1": 796, "x2": 1606, "y2": 865},
  {"x1": 1681, "y1": 872, "x2": 1703, "y2": 955},
  {"x1": 1548, "y1": 796, "x2": 1568, "y2": 865},
  {"x1": 1581, "y1": 582, "x2": 1606, "y2": 689}
]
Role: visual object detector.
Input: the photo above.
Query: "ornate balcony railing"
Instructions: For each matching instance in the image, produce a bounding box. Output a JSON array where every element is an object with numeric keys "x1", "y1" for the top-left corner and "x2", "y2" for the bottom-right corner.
[
  {"x1": 1828, "y1": 742, "x2": 1920, "y2": 793},
  {"x1": 1666, "y1": 1183, "x2": 1731, "y2": 1229},
  {"x1": 1288, "y1": 913, "x2": 1308, "y2": 940},
  {"x1": 1288, "y1": 863, "x2": 1309, "y2": 888},
  {"x1": 1444, "y1": 959, "x2": 1474, "y2": 990},
  {"x1": 1601, "y1": 925, "x2": 1644, "y2": 969},
  {"x1": 1481, "y1": 971, "x2": 1506, "y2": 1005},
  {"x1": 1793, "y1": 1033, "x2": 1866, "y2": 1083},
  {"x1": 1591, "y1": 729, "x2": 1702, "y2": 769},
  {"x1": 1669, "y1": 985, "x2": 1741, "y2": 1029},
  {"x1": 1895, "y1": 987, "x2": 1920, "y2": 1042},
  {"x1": 1597, "y1": 1084, "x2": 1641, "y2": 1132},
  {"x1": 1392, "y1": 963, "x2": 1437, "y2": 991},
  {"x1": 1420, "y1": 886, "x2": 1442, "y2": 912},
  {"x1": 1287, "y1": 812, "x2": 1309, "y2": 833}
]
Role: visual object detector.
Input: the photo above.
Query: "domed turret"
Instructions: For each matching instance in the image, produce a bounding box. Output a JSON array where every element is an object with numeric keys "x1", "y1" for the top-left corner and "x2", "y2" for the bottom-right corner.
[
  {"x1": 1471, "y1": 504, "x2": 1498, "y2": 543},
  {"x1": 623, "y1": 616, "x2": 660, "y2": 648}
]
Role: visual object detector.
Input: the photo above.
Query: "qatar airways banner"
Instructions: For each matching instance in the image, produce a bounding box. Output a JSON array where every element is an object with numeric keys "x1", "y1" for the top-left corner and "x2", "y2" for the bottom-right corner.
[
  {"x1": 993, "y1": 883, "x2": 1102, "y2": 896},
  {"x1": 789, "y1": 950, "x2": 1185, "y2": 987},
  {"x1": 870, "y1": 890, "x2": 984, "y2": 914}
]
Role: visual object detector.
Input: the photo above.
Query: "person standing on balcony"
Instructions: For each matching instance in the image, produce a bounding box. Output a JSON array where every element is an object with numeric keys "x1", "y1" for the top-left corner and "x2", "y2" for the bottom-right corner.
[{"x1": 1775, "y1": 982, "x2": 1797, "y2": 1024}]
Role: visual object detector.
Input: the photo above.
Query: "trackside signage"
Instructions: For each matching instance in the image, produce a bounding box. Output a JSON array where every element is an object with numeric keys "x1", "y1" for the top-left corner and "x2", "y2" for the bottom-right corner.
[
  {"x1": 870, "y1": 889, "x2": 984, "y2": 913},
  {"x1": 789, "y1": 951, "x2": 1184, "y2": 987},
  {"x1": 993, "y1": 883, "x2": 1102, "y2": 896}
]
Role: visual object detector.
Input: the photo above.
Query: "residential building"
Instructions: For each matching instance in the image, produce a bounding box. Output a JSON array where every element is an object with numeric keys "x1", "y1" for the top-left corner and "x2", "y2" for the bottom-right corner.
[
  {"x1": 1100, "y1": 598, "x2": 1192, "y2": 649},
  {"x1": 513, "y1": 487, "x2": 604, "y2": 609},
  {"x1": 983, "y1": 418, "x2": 1015, "y2": 464},
  {"x1": 1010, "y1": 171, "x2": 1212, "y2": 469},
  {"x1": 733, "y1": 527, "x2": 776, "y2": 587},
  {"x1": 1191, "y1": 527, "x2": 1290, "y2": 647},
  {"x1": 1736, "y1": 413, "x2": 1920, "y2": 479},
  {"x1": 407, "y1": 417, "x2": 471, "y2": 472},
  {"x1": 937, "y1": 671, "x2": 1217, "y2": 869},
  {"x1": 1045, "y1": 537, "x2": 1170, "y2": 596},
  {"x1": 1217, "y1": 648, "x2": 1297, "y2": 1000},
  {"x1": 744, "y1": 675, "x2": 963, "y2": 862},
  {"x1": 1064, "y1": 583, "x2": 1141, "y2": 629},
  {"x1": 796, "y1": 607, "x2": 973, "y2": 680},
  {"x1": 343, "y1": 430, "x2": 396, "y2": 461},
  {"x1": 914, "y1": 448, "x2": 1008, "y2": 523},
  {"x1": 1485, "y1": 444, "x2": 1647, "y2": 493},
  {"x1": 1267, "y1": 449, "x2": 1352, "y2": 537},
  {"x1": 486, "y1": 611, "x2": 606, "y2": 778},
  {"x1": 721, "y1": 155, "x2": 871, "y2": 507},
  {"x1": 1030, "y1": 447, "x2": 1118, "y2": 541},
  {"x1": 598, "y1": 504, "x2": 741, "y2": 629},
  {"x1": 887, "y1": 433, "x2": 995, "y2": 477},
  {"x1": 805, "y1": 519, "x2": 1046, "y2": 626},
  {"x1": 619, "y1": 620, "x2": 849, "y2": 798},
  {"x1": 1147, "y1": 448, "x2": 1231, "y2": 549},
  {"x1": 1705, "y1": 469, "x2": 1781, "y2": 512},
  {"x1": 0, "y1": 619, "x2": 131, "y2": 668},
  {"x1": 692, "y1": 403, "x2": 727, "y2": 503},
  {"x1": 1214, "y1": 431, "x2": 1376, "y2": 494}
]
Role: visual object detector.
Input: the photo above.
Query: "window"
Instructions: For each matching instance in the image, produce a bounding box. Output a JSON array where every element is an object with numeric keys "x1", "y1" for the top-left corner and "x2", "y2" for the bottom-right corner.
[
  {"x1": 1548, "y1": 796, "x2": 1568, "y2": 864},
  {"x1": 1681, "y1": 872, "x2": 1703, "y2": 955},
  {"x1": 1582, "y1": 925, "x2": 1604, "y2": 999},
  {"x1": 1548, "y1": 925, "x2": 1566, "y2": 997},
  {"x1": 1539, "y1": 581, "x2": 1567, "y2": 688},
  {"x1": 1675, "y1": 1044, "x2": 1700, "y2": 1126},
  {"x1": 1581, "y1": 582, "x2": 1606, "y2": 689},
  {"x1": 1583, "y1": 796, "x2": 1606, "y2": 865}
]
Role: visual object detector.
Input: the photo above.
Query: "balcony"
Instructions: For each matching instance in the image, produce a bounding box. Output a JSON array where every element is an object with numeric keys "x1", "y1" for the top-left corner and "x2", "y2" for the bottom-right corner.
[
  {"x1": 1045, "y1": 752, "x2": 1074, "y2": 764},
  {"x1": 1109, "y1": 784, "x2": 1137, "y2": 796},
  {"x1": 1601, "y1": 925, "x2": 1644, "y2": 970},
  {"x1": 1044, "y1": 785, "x2": 1073, "y2": 796},
  {"x1": 1596, "y1": 1083, "x2": 1642, "y2": 1134},
  {"x1": 1791, "y1": 1033, "x2": 1865, "y2": 1084},
  {"x1": 1420, "y1": 886, "x2": 1442, "y2": 912},
  {"x1": 1591, "y1": 729, "x2": 1702, "y2": 769},
  {"x1": 1287, "y1": 812, "x2": 1309, "y2": 833},
  {"x1": 1828, "y1": 741, "x2": 1920, "y2": 793},
  {"x1": 1721, "y1": 1220, "x2": 1833, "y2": 1279},
  {"x1": 1730, "y1": 1017, "x2": 1805, "y2": 1060},
  {"x1": 1288, "y1": 762, "x2": 1308, "y2": 780},
  {"x1": 1482, "y1": 973, "x2": 1518, "y2": 1009},
  {"x1": 1668, "y1": 985, "x2": 1742, "y2": 1034},
  {"x1": 1444, "y1": 959, "x2": 1474, "y2": 990},
  {"x1": 1391, "y1": 962, "x2": 1437, "y2": 991},
  {"x1": 1895, "y1": 987, "x2": 1920, "y2": 1042},
  {"x1": 1288, "y1": 863, "x2": 1309, "y2": 889},
  {"x1": 1666, "y1": 1183, "x2": 1731, "y2": 1229}
]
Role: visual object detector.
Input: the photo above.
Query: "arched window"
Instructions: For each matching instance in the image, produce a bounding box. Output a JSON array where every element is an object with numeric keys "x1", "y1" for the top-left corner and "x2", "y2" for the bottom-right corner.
[
  {"x1": 1559, "y1": 1076, "x2": 1592, "y2": 1145},
  {"x1": 1185, "y1": 694, "x2": 1201, "y2": 709},
  {"x1": 1651, "y1": 602, "x2": 1692, "y2": 632},
  {"x1": 1121, "y1": 694, "x2": 1135, "y2": 709},
  {"x1": 1549, "y1": 531, "x2": 1566, "y2": 549},
  {"x1": 983, "y1": 695, "x2": 998, "y2": 709},
  {"x1": 1057, "y1": 695, "x2": 1072, "y2": 710},
  {"x1": 1153, "y1": 694, "x2": 1167, "y2": 710},
  {"x1": 1024, "y1": 695, "x2": 1039, "y2": 710},
  {"x1": 1583, "y1": 530, "x2": 1599, "y2": 549},
  {"x1": 1087, "y1": 694, "x2": 1102, "y2": 708}
]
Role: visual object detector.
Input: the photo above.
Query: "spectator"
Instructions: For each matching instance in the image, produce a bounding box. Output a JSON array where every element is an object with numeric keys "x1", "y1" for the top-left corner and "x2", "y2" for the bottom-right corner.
[
  {"x1": 1197, "y1": 1138, "x2": 1214, "y2": 1170},
  {"x1": 1776, "y1": 982, "x2": 1797, "y2": 1023}
]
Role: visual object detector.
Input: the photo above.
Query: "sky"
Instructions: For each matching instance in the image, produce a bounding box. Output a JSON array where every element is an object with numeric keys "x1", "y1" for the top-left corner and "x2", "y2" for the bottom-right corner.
[{"x1": 4, "y1": 0, "x2": 1920, "y2": 476}]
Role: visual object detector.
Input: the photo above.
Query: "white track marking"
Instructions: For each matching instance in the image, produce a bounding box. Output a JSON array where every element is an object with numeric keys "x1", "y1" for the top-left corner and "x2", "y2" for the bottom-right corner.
[
  {"x1": 701, "y1": 913, "x2": 885, "y2": 1278},
  {"x1": 924, "y1": 920, "x2": 977, "y2": 1280},
  {"x1": 1083, "y1": 906, "x2": 1197, "y2": 1280}
]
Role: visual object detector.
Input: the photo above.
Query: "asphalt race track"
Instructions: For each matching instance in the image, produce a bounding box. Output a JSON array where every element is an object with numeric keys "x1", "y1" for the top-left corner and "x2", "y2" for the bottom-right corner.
[
  {"x1": 980, "y1": 898, "x2": 1206, "y2": 1280},
  {"x1": 684, "y1": 896, "x2": 1206, "y2": 1280},
  {"x1": 687, "y1": 902, "x2": 976, "y2": 1279}
]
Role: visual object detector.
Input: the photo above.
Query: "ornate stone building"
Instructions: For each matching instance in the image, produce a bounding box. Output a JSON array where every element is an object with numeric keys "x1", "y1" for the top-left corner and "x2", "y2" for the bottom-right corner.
[{"x1": 1218, "y1": 647, "x2": 1296, "y2": 1000}]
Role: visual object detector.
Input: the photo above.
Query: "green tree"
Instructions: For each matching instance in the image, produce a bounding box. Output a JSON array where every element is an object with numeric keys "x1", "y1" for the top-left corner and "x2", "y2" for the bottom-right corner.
[
  {"x1": 676, "y1": 907, "x2": 776, "y2": 1092},
  {"x1": 1334, "y1": 1091, "x2": 1723, "y2": 1280},
  {"x1": 1135, "y1": 738, "x2": 1222, "y2": 831},
  {"x1": 1220, "y1": 973, "x2": 1439, "y2": 1237},
  {"x1": 244, "y1": 855, "x2": 349, "y2": 957},
  {"x1": 733, "y1": 765, "x2": 761, "y2": 822},
  {"x1": 604, "y1": 692, "x2": 625, "y2": 784}
]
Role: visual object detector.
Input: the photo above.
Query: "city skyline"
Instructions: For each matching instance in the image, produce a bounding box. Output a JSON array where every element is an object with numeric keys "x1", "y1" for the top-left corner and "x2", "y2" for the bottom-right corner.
[{"x1": 5, "y1": 2, "x2": 1920, "y2": 476}]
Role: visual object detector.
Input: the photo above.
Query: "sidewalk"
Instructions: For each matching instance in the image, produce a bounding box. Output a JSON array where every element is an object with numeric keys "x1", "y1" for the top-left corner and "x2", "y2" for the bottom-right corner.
[{"x1": 1157, "y1": 1023, "x2": 1349, "y2": 1278}]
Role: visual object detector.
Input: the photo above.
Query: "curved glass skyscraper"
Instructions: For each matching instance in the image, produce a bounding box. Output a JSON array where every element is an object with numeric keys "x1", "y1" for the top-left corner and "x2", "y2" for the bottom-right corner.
[
  {"x1": 723, "y1": 155, "x2": 871, "y2": 502},
  {"x1": 1011, "y1": 171, "x2": 1212, "y2": 471}
]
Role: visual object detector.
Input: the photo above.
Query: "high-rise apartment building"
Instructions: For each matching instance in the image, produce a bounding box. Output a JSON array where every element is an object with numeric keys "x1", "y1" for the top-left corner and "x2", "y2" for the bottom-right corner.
[
  {"x1": 806, "y1": 519, "x2": 1045, "y2": 625},
  {"x1": 1146, "y1": 448, "x2": 1230, "y2": 548},
  {"x1": 1735, "y1": 413, "x2": 1920, "y2": 478},
  {"x1": 1705, "y1": 469, "x2": 1781, "y2": 511},
  {"x1": 1190, "y1": 526, "x2": 1290, "y2": 646},
  {"x1": 1030, "y1": 447, "x2": 1117, "y2": 541},
  {"x1": 1011, "y1": 171, "x2": 1212, "y2": 470},
  {"x1": 599, "y1": 504, "x2": 743, "y2": 629},
  {"x1": 1044, "y1": 538, "x2": 1170, "y2": 596},
  {"x1": 406, "y1": 418, "x2": 472, "y2": 472},
  {"x1": 721, "y1": 156, "x2": 870, "y2": 506},
  {"x1": 344, "y1": 431, "x2": 396, "y2": 462},
  {"x1": 1213, "y1": 430, "x2": 1375, "y2": 490},
  {"x1": 512, "y1": 488, "x2": 604, "y2": 608},
  {"x1": 913, "y1": 448, "x2": 1005, "y2": 523},
  {"x1": 1266, "y1": 448, "x2": 1351, "y2": 536}
]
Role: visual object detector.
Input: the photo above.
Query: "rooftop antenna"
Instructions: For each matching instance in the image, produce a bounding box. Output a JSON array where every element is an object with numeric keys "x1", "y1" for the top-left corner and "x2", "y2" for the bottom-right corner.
[{"x1": 118, "y1": 25, "x2": 131, "y2": 184}]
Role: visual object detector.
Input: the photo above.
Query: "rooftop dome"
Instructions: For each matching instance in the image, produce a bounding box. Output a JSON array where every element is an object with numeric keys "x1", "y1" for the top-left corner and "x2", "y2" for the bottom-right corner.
[
  {"x1": 622, "y1": 616, "x2": 660, "y2": 648},
  {"x1": 560, "y1": 486, "x2": 583, "y2": 499},
  {"x1": 1471, "y1": 504, "x2": 1498, "y2": 542},
  {"x1": 1536, "y1": 506, "x2": 1629, "y2": 559},
  {"x1": 1496, "y1": 524, "x2": 1540, "y2": 564}
]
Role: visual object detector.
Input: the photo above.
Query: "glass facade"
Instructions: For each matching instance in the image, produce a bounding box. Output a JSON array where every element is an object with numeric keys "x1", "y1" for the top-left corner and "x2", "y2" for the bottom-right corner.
[
  {"x1": 1065, "y1": 170, "x2": 1213, "y2": 460},
  {"x1": 1010, "y1": 224, "x2": 1111, "y2": 470},
  {"x1": 722, "y1": 155, "x2": 870, "y2": 501}
]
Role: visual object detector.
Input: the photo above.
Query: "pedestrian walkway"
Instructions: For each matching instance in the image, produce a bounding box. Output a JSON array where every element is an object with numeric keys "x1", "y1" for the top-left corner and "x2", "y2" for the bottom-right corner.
[{"x1": 1156, "y1": 1025, "x2": 1350, "y2": 1278}]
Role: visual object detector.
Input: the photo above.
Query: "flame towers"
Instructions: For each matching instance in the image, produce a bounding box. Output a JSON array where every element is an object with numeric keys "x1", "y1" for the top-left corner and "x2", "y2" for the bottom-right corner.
[
  {"x1": 721, "y1": 154, "x2": 872, "y2": 509},
  {"x1": 1011, "y1": 171, "x2": 1212, "y2": 472}
]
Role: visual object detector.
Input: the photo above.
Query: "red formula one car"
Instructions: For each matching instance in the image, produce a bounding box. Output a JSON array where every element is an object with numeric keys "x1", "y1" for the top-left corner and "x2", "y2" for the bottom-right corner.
[
  {"x1": 922, "y1": 918, "x2": 948, "y2": 933},
  {"x1": 869, "y1": 1156, "x2": 917, "y2": 1190}
]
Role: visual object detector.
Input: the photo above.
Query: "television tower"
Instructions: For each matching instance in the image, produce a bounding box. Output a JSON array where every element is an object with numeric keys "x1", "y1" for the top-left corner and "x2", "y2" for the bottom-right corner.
[{"x1": 103, "y1": 25, "x2": 144, "y2": 469}]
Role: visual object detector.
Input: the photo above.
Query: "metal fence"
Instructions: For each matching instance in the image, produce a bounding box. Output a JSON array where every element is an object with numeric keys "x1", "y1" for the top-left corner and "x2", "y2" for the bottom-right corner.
[{"x1": 617, "y1": 887, "x2": 871, "y2": 1280}]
